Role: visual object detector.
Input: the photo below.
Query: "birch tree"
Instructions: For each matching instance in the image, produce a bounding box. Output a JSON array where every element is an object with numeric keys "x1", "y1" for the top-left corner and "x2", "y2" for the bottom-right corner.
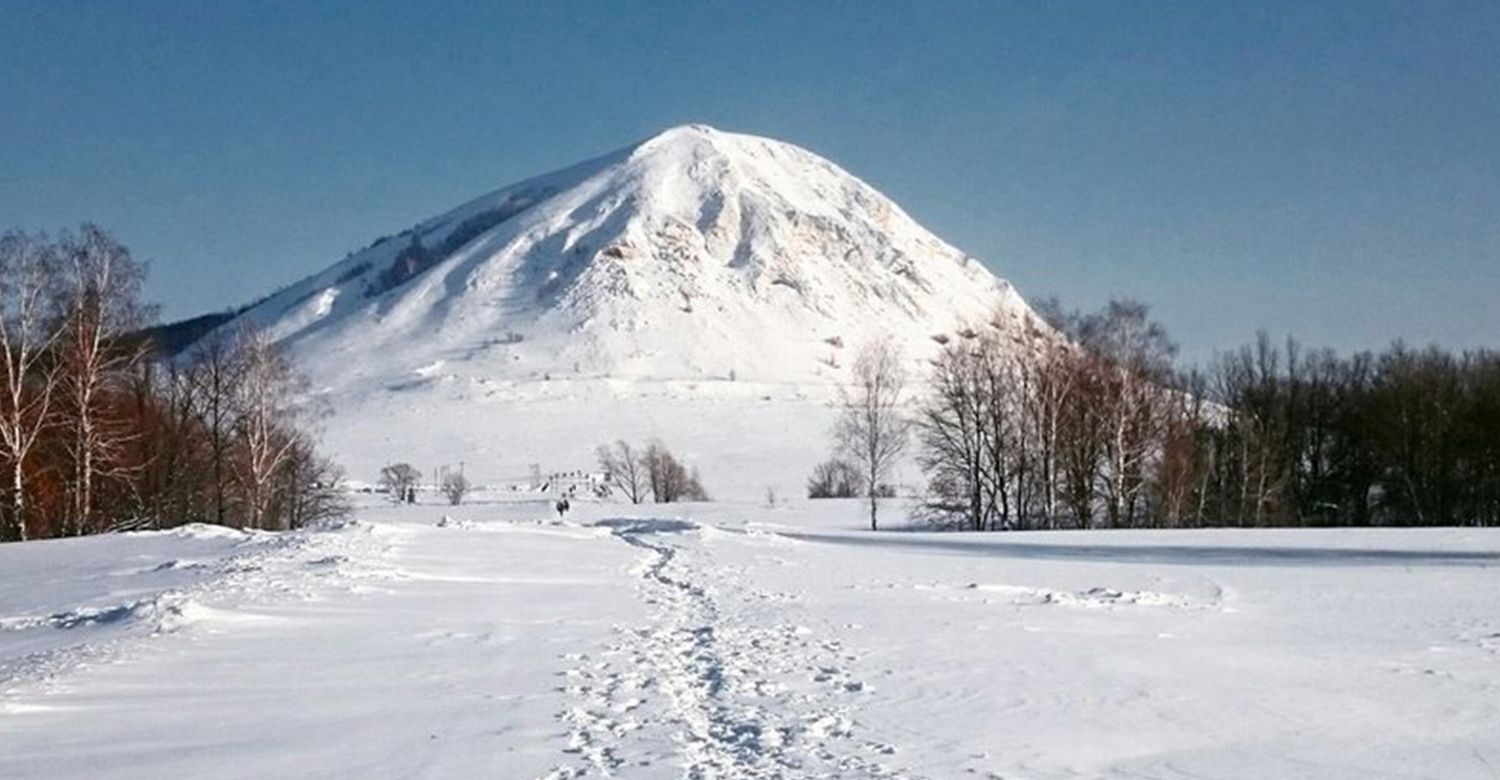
[
  {"x1": 837, "y1": 337, "x2": 909, "y2": 531},
  {"x1": 0, "y1": 232, "x2": 62, "y2": 542},
  {"x1": 1081, "y1": 300, "x2": 1176, "y2": 528},
  {"x1": 1026, "y1": 331, "x2": 1077, "y2": 528},
  {"x1": 233, "y1": 328, "x2": 304, "y2": 529},
  {"x1": 56, "y1": 225, "x2": 152, "y2": 534}
]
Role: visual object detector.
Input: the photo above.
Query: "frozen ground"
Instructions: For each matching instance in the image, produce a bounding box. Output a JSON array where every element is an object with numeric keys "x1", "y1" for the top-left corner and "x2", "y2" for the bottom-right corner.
[{"x1": 2, "y1": 496, "x2": 1498, "y2": 779}]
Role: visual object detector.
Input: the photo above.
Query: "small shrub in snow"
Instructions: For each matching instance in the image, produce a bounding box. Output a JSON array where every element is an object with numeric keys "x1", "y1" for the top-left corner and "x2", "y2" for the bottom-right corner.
[
  {"x1": 441, "y1": 473, "x2": 471, "y2": 506},
  {"x1": 807, "y1": 459, "x2": 864, "y2": 499}
]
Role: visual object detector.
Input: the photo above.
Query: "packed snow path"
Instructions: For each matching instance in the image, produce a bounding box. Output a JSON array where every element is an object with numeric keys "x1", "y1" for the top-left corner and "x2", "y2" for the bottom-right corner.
[{"x1": 3, "y1": 498, "x2": 1500, "y2": 779}]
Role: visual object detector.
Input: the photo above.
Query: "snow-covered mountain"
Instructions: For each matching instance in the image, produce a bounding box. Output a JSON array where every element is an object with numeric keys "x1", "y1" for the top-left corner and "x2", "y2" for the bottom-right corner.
[{"x1": 215, "y1": 125, "x2": 1038, "y2": 493}]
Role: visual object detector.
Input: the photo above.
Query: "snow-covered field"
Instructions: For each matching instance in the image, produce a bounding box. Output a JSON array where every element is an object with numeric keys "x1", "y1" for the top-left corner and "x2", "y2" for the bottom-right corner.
[{"x1": 3, "y1": 496, "x2": 1498, "y2": 779}]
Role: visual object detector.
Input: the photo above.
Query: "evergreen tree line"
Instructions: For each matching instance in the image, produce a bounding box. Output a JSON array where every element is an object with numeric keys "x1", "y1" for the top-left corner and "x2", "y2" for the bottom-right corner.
[
  {"x1": 0, "y1": 226, "x2": 347, "y2": 542},
  {"x1": 915, "y1": 300, "x2": 1500, "y2": 530}
]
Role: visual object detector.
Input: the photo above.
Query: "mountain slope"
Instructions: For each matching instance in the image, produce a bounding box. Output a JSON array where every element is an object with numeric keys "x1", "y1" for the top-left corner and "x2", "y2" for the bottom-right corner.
[{"x1": 215, "y1": 125, "x2": 1039, "y2": 493}]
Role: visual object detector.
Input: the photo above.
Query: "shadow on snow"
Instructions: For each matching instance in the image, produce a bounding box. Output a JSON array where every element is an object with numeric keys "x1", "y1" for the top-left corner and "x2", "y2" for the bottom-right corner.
[{"x1": 779, "y1": 531, "x2": 1500, "y2": 568}]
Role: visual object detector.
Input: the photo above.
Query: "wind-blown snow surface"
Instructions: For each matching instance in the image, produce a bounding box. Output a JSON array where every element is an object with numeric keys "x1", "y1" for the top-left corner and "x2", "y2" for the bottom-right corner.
[
  {"x1": 214, "y1": 125, "x2": 1036, "y2": 494},
  {"x1": 4, "y1": 499, "x2": 1498, "y2": 779}
]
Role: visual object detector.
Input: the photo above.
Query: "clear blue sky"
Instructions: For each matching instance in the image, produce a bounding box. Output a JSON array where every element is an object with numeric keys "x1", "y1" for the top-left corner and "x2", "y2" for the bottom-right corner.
[{"x1": 2, "y1": 1, "x2": 1496, "y2": 364}]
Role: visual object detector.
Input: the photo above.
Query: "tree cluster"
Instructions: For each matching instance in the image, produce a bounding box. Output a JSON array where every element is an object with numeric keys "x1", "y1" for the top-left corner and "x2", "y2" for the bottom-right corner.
[
  {"x1": 1189, "y1": 334, "x2": 1500, "y2": 528},
  {"x1": 0, "y1": 226, "x2": 347, "y2": 542},
  {"x1": 595, "y1": 439, "x2": 709, "y2": 504},
  {"x1": 915, "y1": 302, "x2": 1173, "y2": 531},
  {"x1": 914, "y1": 298, "x2": 1500, "y2": 530},
  {"x1": 806, "y1": 458, "x2": 864, "y2": 499}
]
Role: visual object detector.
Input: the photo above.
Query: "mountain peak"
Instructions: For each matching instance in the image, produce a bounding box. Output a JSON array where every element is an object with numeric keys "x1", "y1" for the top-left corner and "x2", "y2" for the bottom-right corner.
[
  {"x1": 207, "y1": 127, "x2": 1038, "y2": 491},
  {"x1": 625, "y1": 123, "x2": 729, "y2": 159},
  {"x1": 226, "y1": 127, "x2": 1033, "y2": 386},
  {"x1": 647, "y1": 122, "x2": 723, "y2": 140}
]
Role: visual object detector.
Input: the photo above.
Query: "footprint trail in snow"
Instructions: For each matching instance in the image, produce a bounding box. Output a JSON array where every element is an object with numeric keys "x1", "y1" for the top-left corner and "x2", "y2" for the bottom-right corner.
[{"x1": 542, "y1": 518, "x2": 918, "y2": 780}]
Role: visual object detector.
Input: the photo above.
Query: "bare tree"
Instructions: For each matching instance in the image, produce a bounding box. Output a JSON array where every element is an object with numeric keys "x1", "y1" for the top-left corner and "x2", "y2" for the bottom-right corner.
[
  {"x1": 1212, "y1": 333, "x2": 1288, "y2": 526},
  {"x1": 132, "y1": 358, "x2": 212, "y2": 528},
  {"x1": 441, "y1": 472, "x2": 471, "y2": 505},
  {"x1": 1152, "y1": 370, "x2": 1209, "y2": 528},
  {"x1": 596, "y1": 440, "x2": 646, "y2": 504},
  {"x1": 1081, "y1": 300, "x2": 1176, "y2": 528},
  {"x1": 0, "y1": 224, "x2": 352, "y2": 540},
  {"x1": 621, "y1": 439, "x2": 708, "y2": 504},
  {"x1": 917, "y1": 338, "x2": 990, "y2": 529},
  {"x1": 978, "y1": 342, "x2": 1027, "y2": 530},
  {"x1": 1057, "y1": 349, "x2": 1107, "y2": 528},
  {"x1": 0, "y1": 231, "x2": 63, "y2": 542},
  {"x1": 187, "y1": 327, "x2": 247, "y2": 525},
  {"x1": 56, "y1": 225, "x2": 153, "y2": 535},
  {"x1": 641, "y1": 440, "x2": 670, "y2": 502},
  {"x1": 642, "y1": 440, "x2": 686, "y2": 503},
  {"x1": 233, "y1": 328, "x2": 304, "y2": 529},
  {"x1": 271, "y1": 434, "x2": 350, "y2": 530},
  {"x1": 1022, "y1": 322, "x2": 1077, "y2": 528},
  {"x1": 379, "y1": 462, "x2": 421, "y2": 503},
  {"x1": 915, "y1": 328, "x2": 1035, "y2": 531},
  {"x1": 684, "y1": 466, "x2": 709, "y2": 502},
  {"x1": 836, "y1": 337, "x2": 909, "y2": 530},
  {"x1": 915, "y1": 302, "x2": 1184, "y2": 532}
]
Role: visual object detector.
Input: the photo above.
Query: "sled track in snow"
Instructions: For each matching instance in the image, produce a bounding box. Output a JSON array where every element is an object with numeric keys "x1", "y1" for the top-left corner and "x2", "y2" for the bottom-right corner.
[{"x1": 541, "y1": 518, "x2": 921, "y2": 780}]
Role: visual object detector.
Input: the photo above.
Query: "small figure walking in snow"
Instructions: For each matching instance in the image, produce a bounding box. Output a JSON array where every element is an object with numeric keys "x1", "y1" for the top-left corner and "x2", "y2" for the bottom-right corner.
[{"x1": 555, "y1": 498, "x2": 571, "y2": 519}]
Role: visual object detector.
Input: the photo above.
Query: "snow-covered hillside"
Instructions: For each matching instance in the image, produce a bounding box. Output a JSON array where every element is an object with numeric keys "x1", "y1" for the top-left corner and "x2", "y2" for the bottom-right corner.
[
  {"x1": 4, "y1": 497, "x2": 1499, "y2": 779},
  {"x1": 210, "y1": 126, "x2": 1037, "y2": 492}
]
